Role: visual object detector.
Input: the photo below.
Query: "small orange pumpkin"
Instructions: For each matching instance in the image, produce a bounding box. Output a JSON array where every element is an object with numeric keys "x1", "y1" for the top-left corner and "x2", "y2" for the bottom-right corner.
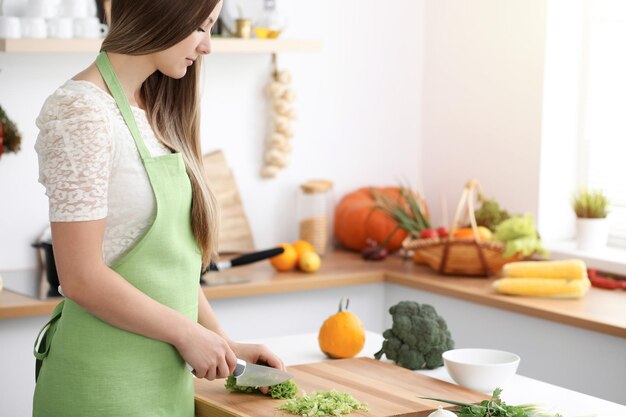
[
  {"x1": 334, "y1": 187, "x2": 428, "y2": 251},
  {"x1": 318, "y1": 297, "x2": 365, "y2": 359}
]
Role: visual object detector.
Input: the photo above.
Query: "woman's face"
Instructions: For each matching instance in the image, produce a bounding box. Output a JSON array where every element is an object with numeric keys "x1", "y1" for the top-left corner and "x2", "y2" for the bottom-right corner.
[{"x1": 153, "y1": 1, "x2": 223, "y2": 79}]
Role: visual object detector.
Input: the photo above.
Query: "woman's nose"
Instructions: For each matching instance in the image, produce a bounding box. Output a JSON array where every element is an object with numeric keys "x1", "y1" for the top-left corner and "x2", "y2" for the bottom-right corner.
[{"x1": 198, "y1": 37, "x2": 211, "y2": 55}]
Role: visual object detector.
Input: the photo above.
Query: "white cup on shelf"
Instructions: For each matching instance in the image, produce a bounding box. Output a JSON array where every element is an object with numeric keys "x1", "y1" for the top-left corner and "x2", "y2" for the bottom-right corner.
[
  {"x1": 46, "y1": 17, "x2": 73, "y2": 38},
  {"x1": 25, "y1": 0, "x2": 60, "y2": 18},
  {"x1": 73, "y1": 17, "x2": 107, "y2": 38},
  {"x1": 59, "y1": 0, "x2": 96, "y2": 18},
  {"x1": 0, "y1": 16, "x2": 21, "y2": 38},
  {"x1": 20, "y1": 17, "x2": 47, "y2": 39}
]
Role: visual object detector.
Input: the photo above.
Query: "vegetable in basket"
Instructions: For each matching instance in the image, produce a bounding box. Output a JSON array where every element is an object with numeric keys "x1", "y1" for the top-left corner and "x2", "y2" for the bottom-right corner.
[
  {"x1": 374, "y1": 301, "x2": 454, "y2": 370},
  {"x1": 474, "y1": 197, "x2": 510, "y2": 232},
  {"x1": 493, "y1": 214, "x2": 547, "y2": 258}
]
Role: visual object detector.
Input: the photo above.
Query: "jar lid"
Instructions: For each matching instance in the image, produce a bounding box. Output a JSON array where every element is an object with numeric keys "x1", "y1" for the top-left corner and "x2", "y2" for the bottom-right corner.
[{"x1": 300, "y1": 179, "x2": 334, "y2": 194}]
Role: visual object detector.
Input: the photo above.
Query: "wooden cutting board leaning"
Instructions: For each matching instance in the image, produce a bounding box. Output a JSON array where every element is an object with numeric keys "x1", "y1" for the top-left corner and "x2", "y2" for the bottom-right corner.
[
  {"x1": 202, "y1": 150, "x2": 255, "y2": 254},
  {"x1": 194, "y1": 357, "x2": 488, "y2": 417}
]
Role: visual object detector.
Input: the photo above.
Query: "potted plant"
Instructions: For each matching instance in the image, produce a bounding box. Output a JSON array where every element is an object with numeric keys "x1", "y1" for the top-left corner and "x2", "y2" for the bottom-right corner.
[{"x1": 572, "y1": 187, "x2": 609, "y2": 251}]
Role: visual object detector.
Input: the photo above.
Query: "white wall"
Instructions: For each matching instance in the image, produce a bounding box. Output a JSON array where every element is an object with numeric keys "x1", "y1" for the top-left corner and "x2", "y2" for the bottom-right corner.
[
  {"x1": 420, "y1": 0, "x2": 548, "y2": 228},
  {"x1": 0, "y1": 0, "x2": 424, "y2": 271}
]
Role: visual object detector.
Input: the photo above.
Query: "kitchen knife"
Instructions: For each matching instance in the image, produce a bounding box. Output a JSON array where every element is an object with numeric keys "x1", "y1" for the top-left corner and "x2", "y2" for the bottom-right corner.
[
  {"x1": 233, "y1": 358, "x2": 293, "y2": 387},
  {"x1": 201, "y1": 247, "x2": 285, "y2": 276}
]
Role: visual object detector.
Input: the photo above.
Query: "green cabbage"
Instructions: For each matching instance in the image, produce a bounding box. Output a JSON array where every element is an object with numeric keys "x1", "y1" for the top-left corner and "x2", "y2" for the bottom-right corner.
[{"x1": 493, "y1": 215, "x2": 547, "y2": 257}]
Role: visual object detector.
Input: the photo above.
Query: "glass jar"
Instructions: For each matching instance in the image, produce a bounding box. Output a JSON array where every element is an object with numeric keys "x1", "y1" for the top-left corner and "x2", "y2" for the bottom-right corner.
[
  {"x1": 253, "y1": 0, "x2": 288, "y2": 39},
  {"x1": 296, "y1": 179, "x2": 334, "y2": 255}
]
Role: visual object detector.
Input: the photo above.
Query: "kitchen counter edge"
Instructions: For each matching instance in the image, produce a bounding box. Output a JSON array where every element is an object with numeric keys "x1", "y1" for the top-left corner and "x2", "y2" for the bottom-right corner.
[{"x1": 1, "y1": 251, "x2": 624, "y2": 338}]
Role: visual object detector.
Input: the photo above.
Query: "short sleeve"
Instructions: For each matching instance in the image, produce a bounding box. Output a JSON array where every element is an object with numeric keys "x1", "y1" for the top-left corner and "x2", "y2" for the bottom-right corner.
[{"x1": 35, "y1": 85, "x2": 113, "y2": 222}]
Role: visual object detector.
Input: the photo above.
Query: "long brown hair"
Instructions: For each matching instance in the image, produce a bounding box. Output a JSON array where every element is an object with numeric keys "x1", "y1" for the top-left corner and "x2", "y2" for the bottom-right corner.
[{"x1": 101, "y1": 0, "x2": 221, "y2": 266}]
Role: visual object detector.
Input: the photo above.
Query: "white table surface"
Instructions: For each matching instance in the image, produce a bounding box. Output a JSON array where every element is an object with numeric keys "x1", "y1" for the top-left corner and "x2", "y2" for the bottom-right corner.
[{"x1": 243, "y1": 331, "x2": 626, "y2": 417}]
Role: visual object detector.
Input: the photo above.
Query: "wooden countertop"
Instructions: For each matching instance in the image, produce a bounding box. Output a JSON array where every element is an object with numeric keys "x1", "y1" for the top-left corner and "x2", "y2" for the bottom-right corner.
[{"x1": 1, "y1": 251, "x2": 625, "y2": 338}]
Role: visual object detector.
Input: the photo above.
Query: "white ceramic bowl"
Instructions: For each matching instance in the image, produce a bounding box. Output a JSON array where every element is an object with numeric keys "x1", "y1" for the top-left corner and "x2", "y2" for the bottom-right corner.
[{"x1": 443, "y1": 348, "x2": 520, "y2": 393}]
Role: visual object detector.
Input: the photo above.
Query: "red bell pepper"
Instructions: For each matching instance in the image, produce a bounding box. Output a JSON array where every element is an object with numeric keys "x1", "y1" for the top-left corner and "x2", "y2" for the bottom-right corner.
[{"x1": 588, "y1": 268, "x2": 626, "y2": 290}]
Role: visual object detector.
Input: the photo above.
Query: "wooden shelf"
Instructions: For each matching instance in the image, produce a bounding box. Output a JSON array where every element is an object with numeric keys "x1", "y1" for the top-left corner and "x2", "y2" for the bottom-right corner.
[{"x1": 0, "y1": 38, "x2": 321, "y2": 53}]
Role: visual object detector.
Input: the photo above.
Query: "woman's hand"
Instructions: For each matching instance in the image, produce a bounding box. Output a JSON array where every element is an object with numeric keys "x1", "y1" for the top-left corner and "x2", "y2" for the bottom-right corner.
[
  {"x1": 230, "y1": 342, "x2": 286, "y2": 394},
  {"x1": 175, "y1": 322, "x2": 237, "y2": 381}
]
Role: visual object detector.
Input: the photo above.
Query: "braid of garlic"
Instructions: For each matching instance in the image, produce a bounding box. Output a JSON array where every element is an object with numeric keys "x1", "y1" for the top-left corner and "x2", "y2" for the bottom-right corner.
[{"x1": 261, "y1": 55, "x2": 296, "y2": 178}]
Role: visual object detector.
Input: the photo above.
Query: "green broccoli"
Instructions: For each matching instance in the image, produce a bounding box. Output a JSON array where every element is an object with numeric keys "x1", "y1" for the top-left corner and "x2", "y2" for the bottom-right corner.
[
  {"x1": 374, "y1": 301, "x2": 454, "y2": 370},
  {"x1": 475, "y1": 198, "x2": 509, "y2": 232},
  {"x1": 225, "y1": 375, "x2": 298, "y2": 399}
]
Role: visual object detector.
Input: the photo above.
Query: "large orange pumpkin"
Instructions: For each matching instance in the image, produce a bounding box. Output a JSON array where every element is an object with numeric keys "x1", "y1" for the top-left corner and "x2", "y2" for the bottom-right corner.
[{"x1": 334, "y1": 187, "x2": 428, "y2": 251}]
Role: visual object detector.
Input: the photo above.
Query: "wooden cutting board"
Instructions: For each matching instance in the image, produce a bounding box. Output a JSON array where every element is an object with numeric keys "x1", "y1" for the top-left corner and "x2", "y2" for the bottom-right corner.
[
  {"x1": 194, "y1": 357, "x2": 488, "y2": 417},
  {"x1": 203, "y1": 150, "x2": 255, "y2": 254}
]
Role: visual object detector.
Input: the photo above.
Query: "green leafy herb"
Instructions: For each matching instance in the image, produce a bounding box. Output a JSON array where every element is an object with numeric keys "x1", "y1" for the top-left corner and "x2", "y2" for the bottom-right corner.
[
  {"x1": 225, "y1": 375, "x2": 298, "y2": 399},
  {"x1": 422, "y1": 388, "x2": 563, "y2": 417},
  {"x1": 370, "y1": 187, "x2": 431, "y2": 239},
  {"x1": 277, "y1": 390, "x2": 368, "y2": 416}
]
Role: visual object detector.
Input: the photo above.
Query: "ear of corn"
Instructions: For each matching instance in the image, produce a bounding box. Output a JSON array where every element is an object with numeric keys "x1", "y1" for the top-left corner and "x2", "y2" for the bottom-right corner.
[
  {"x1": 502, "y1": 259, "x2": 587, "y2": 280},
  {"x1": 493, "y1": 277, "x2": 590, "y2": 298}
]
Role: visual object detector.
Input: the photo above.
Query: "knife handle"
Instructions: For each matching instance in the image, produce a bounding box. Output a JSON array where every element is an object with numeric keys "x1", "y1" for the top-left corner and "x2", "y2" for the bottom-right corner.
[
  {"x1": 233, "y1": 358, "x2": 246, "y2": 377},
  {"x1": 229, "y1": 247, "x2": 285, "y2": 267}
]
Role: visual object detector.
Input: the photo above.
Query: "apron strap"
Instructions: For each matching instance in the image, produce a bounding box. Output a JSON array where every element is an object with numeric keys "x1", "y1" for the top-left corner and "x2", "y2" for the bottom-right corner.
[
  {"x1": 34, "y1": 300, "x2": 65, "y2": 381},
  {"x1": 95, "y1": 51, "x2": 151, "y2": 161}
]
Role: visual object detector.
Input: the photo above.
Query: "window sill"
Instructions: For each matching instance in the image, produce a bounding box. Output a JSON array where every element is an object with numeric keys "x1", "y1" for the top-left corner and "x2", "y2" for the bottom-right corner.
[{"x1": 545, "y1": 241, "x2": 626, "y2": 276}]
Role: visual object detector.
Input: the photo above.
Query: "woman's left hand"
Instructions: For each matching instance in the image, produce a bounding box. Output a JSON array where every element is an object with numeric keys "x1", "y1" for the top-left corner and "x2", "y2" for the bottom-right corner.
[{"x1": 229, "y1": 342, "x2": 286, "y2": 394}]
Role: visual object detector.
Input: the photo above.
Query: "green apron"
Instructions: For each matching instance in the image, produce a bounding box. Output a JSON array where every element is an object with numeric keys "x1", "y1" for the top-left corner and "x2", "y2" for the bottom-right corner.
[{"x1": 33, "y1": 51, "x2": 202, "y2": 417}]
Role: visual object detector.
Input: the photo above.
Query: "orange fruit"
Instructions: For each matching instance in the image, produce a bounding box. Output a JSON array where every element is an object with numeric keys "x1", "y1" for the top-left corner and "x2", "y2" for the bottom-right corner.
[
  {"x1": 299, "y1": 251, "x2": 321, "y2": 273},
  {"x1": 270, "y1": 243, "x2": 298, "y2": 272},
  {"x1": 291, "y1": 240, "x2": 315, "y2": 260},
  {"x1": 453, "y1": 226, "x2": 492, "y2": 241}
]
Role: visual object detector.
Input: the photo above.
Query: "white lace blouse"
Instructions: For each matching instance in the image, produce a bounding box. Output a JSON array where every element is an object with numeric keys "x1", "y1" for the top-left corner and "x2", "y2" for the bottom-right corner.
[{"x1": 35, "y1": 79, "x2": 172, "y2": 266}]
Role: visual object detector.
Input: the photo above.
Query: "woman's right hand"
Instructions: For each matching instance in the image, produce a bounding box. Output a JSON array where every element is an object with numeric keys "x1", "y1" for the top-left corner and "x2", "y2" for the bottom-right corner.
[{"x1": 175, "y1": 322, "x2": 237, "y2": 380}]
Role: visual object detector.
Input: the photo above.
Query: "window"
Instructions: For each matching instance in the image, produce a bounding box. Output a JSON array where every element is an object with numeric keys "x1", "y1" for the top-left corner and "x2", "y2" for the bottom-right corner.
[{"x1": 580, "y1": 0, "x2": 626, "y2": 247}]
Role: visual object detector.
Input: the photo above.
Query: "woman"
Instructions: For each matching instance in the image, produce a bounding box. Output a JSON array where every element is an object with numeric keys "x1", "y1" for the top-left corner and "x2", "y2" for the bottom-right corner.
[{"x1": 32, "y1": 0, "x2": 284, "y2": 415}]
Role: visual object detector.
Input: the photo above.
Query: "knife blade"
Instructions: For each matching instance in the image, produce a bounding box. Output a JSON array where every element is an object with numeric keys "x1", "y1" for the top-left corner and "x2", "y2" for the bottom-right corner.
[{"x1": 233, "y1": 358, "x2": 293, "y2": 387}]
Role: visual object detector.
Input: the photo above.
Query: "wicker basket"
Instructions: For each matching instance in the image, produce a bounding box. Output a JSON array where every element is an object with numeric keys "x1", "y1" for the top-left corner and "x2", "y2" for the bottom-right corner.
[{"x1": 402, "y1": 180, "x2": 524, "y2": 277}]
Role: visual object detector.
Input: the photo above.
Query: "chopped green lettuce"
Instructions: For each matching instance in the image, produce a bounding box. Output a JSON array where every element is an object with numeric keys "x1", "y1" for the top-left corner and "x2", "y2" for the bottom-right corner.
[
  {"x1": 277, "y1": 390, "x2": 368, "y2": 416},
  {"x1": 224, "y1": 375, "x2": 298, "y2": 399}
]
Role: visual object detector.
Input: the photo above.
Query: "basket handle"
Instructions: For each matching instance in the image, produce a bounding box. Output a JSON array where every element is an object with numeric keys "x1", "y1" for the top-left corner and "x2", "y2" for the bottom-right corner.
[
  {"x1": 449, "y1": 179, "x2": 483, "y2": 241},
  {"x1": 443, "y1": 179, "x2": 492, "y2": 275}
]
